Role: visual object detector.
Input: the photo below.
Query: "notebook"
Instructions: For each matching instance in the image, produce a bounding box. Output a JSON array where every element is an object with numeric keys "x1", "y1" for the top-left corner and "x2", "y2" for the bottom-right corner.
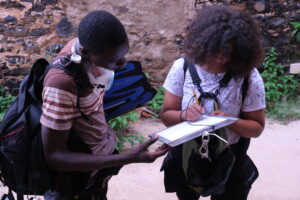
[{"x1": 149, "y1": 115, "x2": 239, "y2": 147}]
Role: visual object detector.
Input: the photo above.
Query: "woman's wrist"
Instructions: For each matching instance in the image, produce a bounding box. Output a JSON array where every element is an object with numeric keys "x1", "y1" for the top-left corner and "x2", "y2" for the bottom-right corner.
[{"x1": 180, "y1": 110, "x2": 186, "y2": 121}]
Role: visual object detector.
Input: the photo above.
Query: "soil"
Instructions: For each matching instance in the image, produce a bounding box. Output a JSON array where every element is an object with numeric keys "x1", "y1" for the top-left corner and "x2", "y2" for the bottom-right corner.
[
  {"x1": 107, "y1": 118, "x2": 300, "y2": 200},
  {"x1": 1, "y1": 118, "x2": 299, "y2": 200}
]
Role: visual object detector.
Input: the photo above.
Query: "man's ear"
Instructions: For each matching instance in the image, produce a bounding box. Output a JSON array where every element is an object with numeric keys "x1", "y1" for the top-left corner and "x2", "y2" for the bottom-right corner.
[{"x1": 81, "y1": 48, "x2": 89, "y2": 56}]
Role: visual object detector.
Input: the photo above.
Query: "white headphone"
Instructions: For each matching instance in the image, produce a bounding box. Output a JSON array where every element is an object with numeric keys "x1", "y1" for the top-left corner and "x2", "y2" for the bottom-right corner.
[{"x1": 70, "y1": 40, "x2": 82, "y2": 64}]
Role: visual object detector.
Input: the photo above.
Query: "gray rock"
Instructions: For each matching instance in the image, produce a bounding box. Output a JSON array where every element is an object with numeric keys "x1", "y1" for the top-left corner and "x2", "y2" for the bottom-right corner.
[
  {"x1": 273, "y1": 33, "x2": 288, "y2": 47},
  {"x1": 269, "y1": 17, "x2": 286, "y2": 28},
  {"x1": 0, "y1": 1, "x2": 25, "y2": 10},
  {"x1": 3, "y1": 78, "x2": 22, "y2": 96},
  {"x1": 22, "y1": 16, "x2": 36, "y2": 24},
  {"x1": 30, "y1": 28, "x2": 49, "y2": 37},
  {"x1": 0, "y1": 25, "x2": 7, "y2": 33},
  {"x1": 23, "y1": 41, "x2": 41, "y2": 53},
  {"x1": 4, "y1": 67, "x2": 30, "y2": 76},
  {"x1": 31, "y1": 3, "x2": 46, "y2": 12},
  {"x1": 253, "y1": 1, "x2": 266, "y2": 12},
  {"x1": 56, "y1": 17, "x2": 73, "y2": 36},
  {"x1": 44, "y1": 19, "x2": 52, "y2": 24},
  {"x1": 45, "y1": 43, "x2": 64, "y2": 55},
  {"x1": 41, "y1": 0, "x2": 58, "y2": 4},
  {"x1": 11, "y1": 26, "x2": 29, "y2": 38},
  {"x1": 6, "y1": 46, "x2": 13, "y2": 52},
  {"x1": 2, "y1": 16, "x2": 17, "y2": 23},
  {"x1": 7, "y1": 58, "x2": 17, "y2": 64},
  {"x1": 6, "y1": 56, "x2": 25, "y2": 65}
]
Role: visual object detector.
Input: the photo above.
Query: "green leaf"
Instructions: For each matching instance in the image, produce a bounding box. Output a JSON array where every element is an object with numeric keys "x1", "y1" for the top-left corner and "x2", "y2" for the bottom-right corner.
[{"x1": 296, "y1": 31, "x2": 300, "y2": 42}]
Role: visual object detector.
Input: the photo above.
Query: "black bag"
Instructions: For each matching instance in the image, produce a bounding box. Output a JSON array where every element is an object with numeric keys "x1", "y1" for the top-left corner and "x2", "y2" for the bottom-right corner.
[{"x1": 0, "y1": 58, "x2": 94, "y2": 197}]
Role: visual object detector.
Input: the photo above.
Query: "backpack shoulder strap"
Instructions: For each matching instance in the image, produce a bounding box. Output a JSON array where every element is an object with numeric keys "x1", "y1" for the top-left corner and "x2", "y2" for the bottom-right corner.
[
  {"x1": 241, "y1": 76, "x2": 249, "y2": 104},
  {"x1": 46, "y1": 59, "x2": 93, "y2": 124},
  {"x1": 183, "y1": 58, "x2": 201, "y2": 87},
  {"x1": 183, "y1": 58, "x2": 233, "y2": 98},
  {"x1": 183, "y1": 57, "x2": 188, "y2": 78},
  {"x1": 236, "y1": 75, "x2": 250, "y2": 154}
]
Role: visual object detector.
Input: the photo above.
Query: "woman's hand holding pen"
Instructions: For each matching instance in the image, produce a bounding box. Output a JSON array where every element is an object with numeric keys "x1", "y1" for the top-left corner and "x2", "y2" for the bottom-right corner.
[
  {"x1": 180, "y1": 88, "x2": 204, "y2": 122},
  {"x1": 181, "y1": 103, "x2": 205, "y2": 122}
]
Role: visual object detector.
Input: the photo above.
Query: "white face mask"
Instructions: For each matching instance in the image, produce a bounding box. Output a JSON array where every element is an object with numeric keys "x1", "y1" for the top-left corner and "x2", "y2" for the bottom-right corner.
[
  {"x1": 88, "y1": 67, "x2": 114, "y2": 91},
  {"x1": 70, "y1": 39, "x2": 82, "y2": 64}
]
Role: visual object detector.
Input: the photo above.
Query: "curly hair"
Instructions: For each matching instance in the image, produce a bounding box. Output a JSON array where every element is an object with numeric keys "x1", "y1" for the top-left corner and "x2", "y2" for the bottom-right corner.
[
  {"x1": 78, "y1": 10, "x2": 128, "y2": 53},
  {"x1": 183, "y1": 5, "x2": 264, "y2": 77}
]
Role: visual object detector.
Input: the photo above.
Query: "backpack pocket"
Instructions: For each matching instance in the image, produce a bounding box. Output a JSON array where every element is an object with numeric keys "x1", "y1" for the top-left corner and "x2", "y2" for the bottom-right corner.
[{"x1": 186, "y1": 147, "x2": 236, "y2": 197}]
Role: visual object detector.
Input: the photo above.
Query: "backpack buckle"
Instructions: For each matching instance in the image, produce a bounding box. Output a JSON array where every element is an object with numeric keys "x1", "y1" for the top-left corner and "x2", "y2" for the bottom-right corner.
[{"x1": 202, "y1": 92, "x2": 215, "y2": 99}]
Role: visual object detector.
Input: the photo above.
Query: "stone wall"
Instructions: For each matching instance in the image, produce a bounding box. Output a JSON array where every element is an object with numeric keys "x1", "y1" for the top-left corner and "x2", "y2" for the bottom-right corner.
[{"x1": 0, "y1": 0, "x2": 299, "y2": 94}]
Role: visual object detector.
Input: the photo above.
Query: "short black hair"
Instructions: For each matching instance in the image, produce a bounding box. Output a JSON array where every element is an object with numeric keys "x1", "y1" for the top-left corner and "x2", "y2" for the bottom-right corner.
[
  {"x1": 78, "y1": 10, "x2": 128, "y2": 53},
  {"x1": 184, "y1": 5, "x2": 264, "y2": 77}
]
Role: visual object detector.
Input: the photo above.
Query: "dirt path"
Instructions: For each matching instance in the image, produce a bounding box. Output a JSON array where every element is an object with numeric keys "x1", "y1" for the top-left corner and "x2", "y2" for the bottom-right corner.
[
  {"x1": 107, "y1": 118, "x2": 300, "y2": 200},
  {"x1": 1, "y1": 118, "x2": 299, "y2": 199}
]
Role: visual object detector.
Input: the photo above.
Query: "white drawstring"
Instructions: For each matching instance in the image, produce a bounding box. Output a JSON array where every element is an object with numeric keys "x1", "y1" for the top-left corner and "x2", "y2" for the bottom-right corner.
[{"x1": 198, "y1": 131, "x2": 229, "y2": 161}]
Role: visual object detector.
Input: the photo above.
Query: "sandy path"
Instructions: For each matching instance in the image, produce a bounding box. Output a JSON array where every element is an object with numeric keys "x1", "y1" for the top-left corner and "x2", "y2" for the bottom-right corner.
[
  {"x1": 1, "y1": 118, "x2": 299, "y2": 200},
  {"x1": 107, "y1": 118, "x2": 300, "y2": 200}
]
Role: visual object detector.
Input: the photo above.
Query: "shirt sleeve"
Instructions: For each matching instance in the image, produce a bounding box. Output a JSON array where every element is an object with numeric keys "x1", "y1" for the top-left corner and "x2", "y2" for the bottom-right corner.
[
  {"x1": 40, "y1": 69, "x2": 79, "y2": 130},
  {"x1": 163, "y1": 58, "x2": 185, "y2": 97},
  {"x1": 242, "y1": 68, "x2": 266, "y2": 112}
]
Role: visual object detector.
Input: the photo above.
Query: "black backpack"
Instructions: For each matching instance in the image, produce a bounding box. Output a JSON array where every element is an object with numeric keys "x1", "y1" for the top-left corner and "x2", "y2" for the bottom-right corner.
[
  {"x1": 0, "y1": 58, "x2": 94, "y2": 199},
  {"x1": 0, "y1": 58, "x2": 156, "y2": 199}
]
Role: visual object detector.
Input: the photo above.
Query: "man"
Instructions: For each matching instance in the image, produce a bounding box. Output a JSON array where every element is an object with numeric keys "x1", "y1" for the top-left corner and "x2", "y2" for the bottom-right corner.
[{"x1": 41, "y1": 10, "x2": 169, "y2": 200}]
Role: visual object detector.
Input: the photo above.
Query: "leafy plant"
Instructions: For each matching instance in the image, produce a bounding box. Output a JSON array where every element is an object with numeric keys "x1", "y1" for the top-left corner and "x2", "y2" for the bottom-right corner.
[
  {"x1": 267, "y1": 96, "x2": 300, "y2": 123},
  {"x1": 290, "y1": 21, "x2": 300, "y2": 42},
  {"x1": 147, "y1": 86, "x2": 165, "y2": 112},
  {"x1": 261, "y1": 48, "x2": 299, "y2": 109},
  {"x1": 108, "y1": 111, "x2": 139, "y2": 131},
  {"x1": 108, "y1": 111, "x2": 145, "y2": 151},
  {"x1": 0, "y1": 87, "x2": 16, "y2": 122}
]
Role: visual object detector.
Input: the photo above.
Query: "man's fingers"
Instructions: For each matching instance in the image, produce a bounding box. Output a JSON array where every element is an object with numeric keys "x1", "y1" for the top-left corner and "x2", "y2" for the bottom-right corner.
[
  {"x1": 151, "y1": 148, "x2": 169, "y2": 159},
  {"x1": 152, "y1": 144, "x2": 171, "y2": 157},
  {"x1": 140, "y1": 137, "x2": 158, "y2": 150}
]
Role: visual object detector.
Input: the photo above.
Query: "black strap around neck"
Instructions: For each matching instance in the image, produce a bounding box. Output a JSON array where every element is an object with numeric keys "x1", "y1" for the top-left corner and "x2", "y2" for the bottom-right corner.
[
  {"x1": 46, "y1": 59, "x2": 93, "y2": 125},
  {"x1": 183, "y1": 58, "x2": 232, "y2": 104}
]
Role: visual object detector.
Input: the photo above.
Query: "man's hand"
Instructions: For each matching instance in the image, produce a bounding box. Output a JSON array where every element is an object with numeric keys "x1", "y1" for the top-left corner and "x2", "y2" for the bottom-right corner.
[{"x1": 130, "y1": 137, "x2": 171, "y2": 163}]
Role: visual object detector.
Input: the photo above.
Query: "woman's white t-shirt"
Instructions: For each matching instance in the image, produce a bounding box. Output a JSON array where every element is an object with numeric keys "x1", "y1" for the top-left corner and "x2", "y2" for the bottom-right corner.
[{"x1": 163, "y1": 58, "x2": 266, "y2": 144}]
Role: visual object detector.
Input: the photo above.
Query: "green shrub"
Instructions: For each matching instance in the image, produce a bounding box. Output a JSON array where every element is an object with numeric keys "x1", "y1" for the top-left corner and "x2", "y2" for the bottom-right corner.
[
  {"x1": 261, "y1": 48, "x2": 299, "y2": 109},
  {"x1": 0, "y1": 87, "x2": 16, "y2": 122},
  {"x1": 267, "y1": 96, "x2": 300, "y2": 123},
  {"x1": 108, "y1": 111, "x2": 145, "y2": 151},
  {"x1": 108, "y1": 111, "x2": 139, "y2": 131},
  {"x1": 290, "y1": 21, "x2": 300, "y2": 42},
  {"x1": 147, "y1": 86, "x2": 165, "y2": 112}
]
